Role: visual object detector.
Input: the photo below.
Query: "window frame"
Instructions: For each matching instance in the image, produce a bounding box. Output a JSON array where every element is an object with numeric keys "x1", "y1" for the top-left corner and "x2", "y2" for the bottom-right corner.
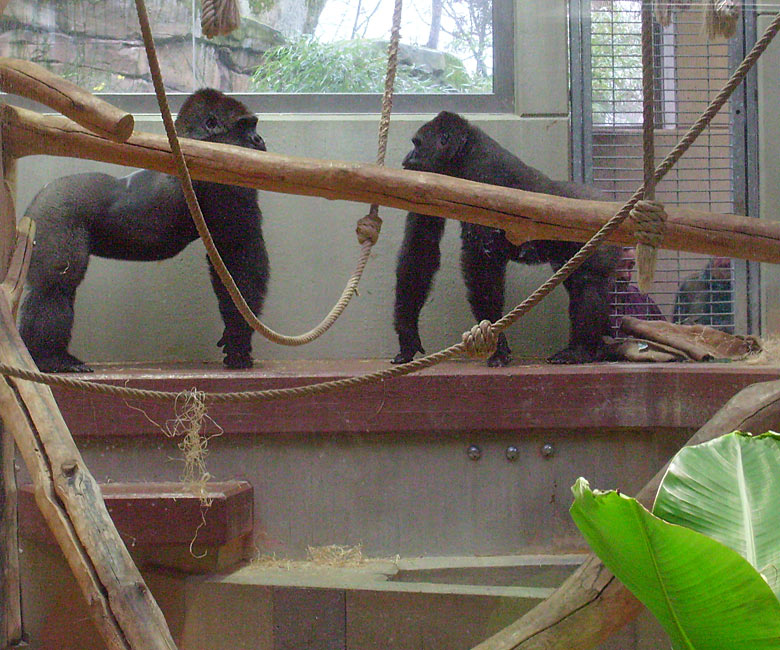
[{"x1": 2, "y1": 0, "x2": 515, "y2": 115}]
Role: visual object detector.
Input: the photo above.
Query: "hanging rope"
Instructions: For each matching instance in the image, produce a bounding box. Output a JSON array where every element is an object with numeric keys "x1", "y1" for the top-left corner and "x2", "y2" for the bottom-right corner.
[
  {"x1": 4, "y1": 8, "x2": 779, "y2": 406},
  {"x1": 704, "y1": 0, "x2": 741, "y2": 40},
  {"x1": 632, "y1": 0, "x2": 667, "y2": 293},
  {"x1": 136, "y1": 0, "x2": 403, "y2": 348},
  {"x1": 653, "y1": 0, "x2": 692, "y2": 27},
  {"x1": 200, "y1": 0, "x2": 240, "y2": 39}
]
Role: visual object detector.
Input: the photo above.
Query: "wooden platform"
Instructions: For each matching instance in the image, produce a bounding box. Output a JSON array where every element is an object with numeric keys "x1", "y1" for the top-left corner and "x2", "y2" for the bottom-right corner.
[
  {"x1": 49, "y1": 358, "x2": 780, "y2": 437},
  {"x1": 19, "y1": 359, "x2": 780, "y2": 650}
]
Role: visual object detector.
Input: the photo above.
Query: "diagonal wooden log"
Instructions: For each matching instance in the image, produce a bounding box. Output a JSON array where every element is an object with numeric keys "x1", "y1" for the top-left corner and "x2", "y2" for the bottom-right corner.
[
  {"x1": 472, "y1": 378, "x2": 780, "y2": 650},
  {"x1": 0, "y1": 417, "x2": 21, "y2": 649},
  {"x1": 0, "y1": 231, "x2": 177, "y2": 650},
  {"x1": 1, "y1": 217, "x2": 34, "y2": 319},
  {"x1": 0, "y1": 59, "x2": 134, "y2": 142},
  {"x1": 0, "y1": 128, "x2": 22, "y2": 649},
  {"x1": 3, "y1": 105, "x2": 780, "y2": 265}
]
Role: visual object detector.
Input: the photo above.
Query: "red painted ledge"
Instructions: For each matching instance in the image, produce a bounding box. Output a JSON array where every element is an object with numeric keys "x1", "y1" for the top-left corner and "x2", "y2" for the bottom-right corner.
[
  {"x1": 43, "y1": 359, "x2": 780, "y2": 437},
  {"x1": 19, "y1": 480, "x2": 253, "y2": 548}
]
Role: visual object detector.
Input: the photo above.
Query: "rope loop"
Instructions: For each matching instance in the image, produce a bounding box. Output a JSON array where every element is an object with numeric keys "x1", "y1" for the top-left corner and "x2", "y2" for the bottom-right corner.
[
  {"x1": 629, "y1": 199, "x2": 667, "y2": 248},
  {"x1": 201, "y1": 0, "x2": 240, "y2": 38},
  {"x1": 461, "y1": 321, "x2": 499, "y2": 359},
  {"x1": 356, "y1": 208, "x2": 383, "y2": 246},
  {"x1": 630, "y1": 199, "x2": 667, "y2": 293}
]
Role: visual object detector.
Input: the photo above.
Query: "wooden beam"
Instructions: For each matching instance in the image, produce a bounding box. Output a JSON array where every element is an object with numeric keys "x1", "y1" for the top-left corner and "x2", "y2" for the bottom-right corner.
[
  {"x1": 0, "y1": 59, "x2": 134, "y2": 142},
  {"x1": 3, "y1": 105, "x2": 780, "y2": 264},
  {"x1": 472, "y1": 378, "x2": 780, "y2": 650},
  {"x1": 0, "y1": 235, "x2": 178, "y2": 650}
]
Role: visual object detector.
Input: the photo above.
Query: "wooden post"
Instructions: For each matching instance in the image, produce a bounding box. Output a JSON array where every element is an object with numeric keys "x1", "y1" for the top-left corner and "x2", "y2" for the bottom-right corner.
[
  {"x1": 4, "y1": 105, "x2": 780, "y2": 265},
  {"x1": 0, "y1": 121, "x2": 21, "y2": 650},
  {"x1": 0, "y1": 420, "x2": 21, "y2": 649},
  {"x1": 0, "y1": 289, "x2": 178, "y2": 650}
]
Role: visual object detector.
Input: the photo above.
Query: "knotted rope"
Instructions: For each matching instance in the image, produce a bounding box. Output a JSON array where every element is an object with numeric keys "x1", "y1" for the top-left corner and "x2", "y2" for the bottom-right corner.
[
  {"x1": 654, "y1": 0, "x2": 692, "y2": 26},
  {"x1": 3, "y1": 7, "x2": 777, "y2": 405},
  {"x1": 704, "y1": 0, "x2": 741, "y2": 40},
  {"x1": 633, "y1": 0, "x2": 667, "y2": 293},
  {"x1": 462, "y1": 321, "x2": 499, "y2": 359},
  {"x1": 655, "y1": 0, "x2": 739, "y2": 39},
  {"x1": 200, "y1": 0, "x2": 240, "y2": 39},
  {"x1": 630, "y1": 199, "x2": 667, "y2": 292}
]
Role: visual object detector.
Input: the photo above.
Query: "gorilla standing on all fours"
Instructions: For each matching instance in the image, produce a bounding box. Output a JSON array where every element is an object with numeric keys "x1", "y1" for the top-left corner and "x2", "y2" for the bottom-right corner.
[
  {"x1": 19, "y1": 88, "x2": 269, "y2": 372},
  {"x1": 392, "y1": 111, "x2": 620, "y2": 367}
]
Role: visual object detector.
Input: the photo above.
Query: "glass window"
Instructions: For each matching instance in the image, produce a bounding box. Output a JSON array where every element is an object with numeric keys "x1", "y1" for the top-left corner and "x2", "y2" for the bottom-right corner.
[{"x1": 0, "y1": 0, "x2": 513, "y2": 113}]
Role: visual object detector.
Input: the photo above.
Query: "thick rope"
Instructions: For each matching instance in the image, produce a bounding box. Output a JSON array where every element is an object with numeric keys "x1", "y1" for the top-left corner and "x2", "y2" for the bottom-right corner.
[
  {"x1": 200, "y1": 0, "x2": 240, "y2": 38},
  {"x1": 462, "y1": 321, "x2": 499, "y2": 359},
  {"x1": 630, "y1": 199, "x2": 667, "y2": 292},
  {"x1": 634, "y1": 0, "x2": 665, "y2": 293},
  {"x1": 704, "y1": 0, "x2": 740, "y2": 40},
  {"x1": 654, "y1": 0, "x2": 692, "y2": 27},
  {"x1": 4, "y1": 9, "x2": 778, "y2": 405}
]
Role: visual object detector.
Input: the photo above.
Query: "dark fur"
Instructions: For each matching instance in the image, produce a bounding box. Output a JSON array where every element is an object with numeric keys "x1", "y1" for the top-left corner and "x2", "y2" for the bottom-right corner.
[
  {"x1": 19, "y1": 88, "x2": 269, "y2": 372},
  {"x1": 393, "y1": 111, "x2": 620, "y2": 366}
]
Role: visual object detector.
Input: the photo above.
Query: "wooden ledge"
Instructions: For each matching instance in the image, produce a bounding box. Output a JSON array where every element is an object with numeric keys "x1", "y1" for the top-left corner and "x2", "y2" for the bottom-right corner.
[
  {"x1": 19, "y1": 480, "x2": 253, "y2": 549},
  {"x1": 45, "y1": 359, "x2": 780, "y2": 436}
]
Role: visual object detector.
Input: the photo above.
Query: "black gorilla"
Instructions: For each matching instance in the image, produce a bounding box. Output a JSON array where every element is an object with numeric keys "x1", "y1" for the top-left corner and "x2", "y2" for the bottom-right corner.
[
  {"x1": 393, "y1": 111, "x2": 620, "y2": 366},
  {"x1": 19, "y1": 88, "x2": 269, "y2": 372}
]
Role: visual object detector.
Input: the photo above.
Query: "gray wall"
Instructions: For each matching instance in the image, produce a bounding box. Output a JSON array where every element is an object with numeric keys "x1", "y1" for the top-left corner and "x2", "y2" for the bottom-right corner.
[{"x1": 13, "y1": 2, "x2": 597, "y2": 365}]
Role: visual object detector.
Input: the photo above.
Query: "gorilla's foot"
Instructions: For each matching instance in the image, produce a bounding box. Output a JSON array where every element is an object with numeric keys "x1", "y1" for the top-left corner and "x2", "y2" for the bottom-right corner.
[
  {"x1": 35, "y1": 352, "x2": 93, "y2": 373},
  {"x1": 547, "y1": 344, "x2": 609, "y2": 365}
]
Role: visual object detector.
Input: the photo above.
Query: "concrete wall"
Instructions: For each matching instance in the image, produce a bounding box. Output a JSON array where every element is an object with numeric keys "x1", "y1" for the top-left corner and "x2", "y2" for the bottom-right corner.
[{"x1": 12, "y1": 0, "x2": 576, "y2": 367}]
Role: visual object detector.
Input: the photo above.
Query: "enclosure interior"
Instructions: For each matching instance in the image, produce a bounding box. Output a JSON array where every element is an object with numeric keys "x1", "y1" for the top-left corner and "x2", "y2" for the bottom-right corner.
[{"x1": 4, "y1": 0, "x2": 780, "y2": 648}]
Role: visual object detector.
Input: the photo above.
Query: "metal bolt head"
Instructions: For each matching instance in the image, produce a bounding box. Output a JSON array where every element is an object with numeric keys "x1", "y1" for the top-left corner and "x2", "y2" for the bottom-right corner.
[
  {"x1": 467, "y1": 444, "x2": 482, "y2": 461},
  {"x1": 505, "y1": 445, "x2": 519, "y2": 461},
  {"x1": 540, "y1": 443, "x2": 555, "y2": 459}
]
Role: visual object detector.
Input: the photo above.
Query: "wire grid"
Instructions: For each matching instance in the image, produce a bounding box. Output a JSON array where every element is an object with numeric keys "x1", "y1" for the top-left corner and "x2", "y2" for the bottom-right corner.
[{"x1": 589, "y1": 0, "x2": 742, "y2": 336}]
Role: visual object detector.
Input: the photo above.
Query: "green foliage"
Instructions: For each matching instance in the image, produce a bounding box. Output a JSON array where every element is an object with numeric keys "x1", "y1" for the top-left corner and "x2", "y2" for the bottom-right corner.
[
  {"x1": 251, "y1": 36, "x2": 490, "y2": 94},
  {"x1": 591, "y1": 3, "x2": 643, "y2": 124},
  {"x1": 570, "y1": 431, "x2": 780, "y2": 649},
  {"x1": 248, "y1": 0, "x2": 276, "y2": 15}
]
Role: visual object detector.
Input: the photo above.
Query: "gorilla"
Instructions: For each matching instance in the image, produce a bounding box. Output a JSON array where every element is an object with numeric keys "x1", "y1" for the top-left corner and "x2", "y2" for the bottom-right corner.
[
  {"x1": 393, "y1": 111, "x2": 620, "y2": 366},
  {"x1": 19, "y1": 88, "x2": 269, "y2": 372}
]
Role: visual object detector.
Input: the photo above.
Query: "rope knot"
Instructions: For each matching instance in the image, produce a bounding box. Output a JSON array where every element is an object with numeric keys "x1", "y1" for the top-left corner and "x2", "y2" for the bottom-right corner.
[
  {"x1": 630, "y1": 199, "x2": 667, "y2": 247},
  {"x1": 462, "y1": 320, "x2": 498, "y2": 359},
  {"x1": 705, "y1": 0, "x2": 740, "y2": 39},
  {"x1": 630, "y1": 199, "x2": 667, "y2": 293},
  {"x1": 201, "y1": 0, "x2": 240, "y2": 38},
  {"x1": 356, "y1": 209, "x2": 383, "y2": 246}
]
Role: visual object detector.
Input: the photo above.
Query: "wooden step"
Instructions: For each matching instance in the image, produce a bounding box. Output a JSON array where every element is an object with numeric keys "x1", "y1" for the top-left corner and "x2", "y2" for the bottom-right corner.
[{"x1": 19, "y1": 480, "x2": 253, "y2": 572}]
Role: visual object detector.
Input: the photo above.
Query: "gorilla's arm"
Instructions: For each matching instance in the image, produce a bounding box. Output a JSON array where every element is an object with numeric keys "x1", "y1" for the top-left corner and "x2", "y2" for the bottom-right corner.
[
  {"x1": 202, "y1": 184, "x2": 269, "y2": 369},
  {"x1": 460, "y1": 224, "x2": 513, "y2": 366},
  {"x1": 392, "y1": 213, "x2": 446, "y2": 364}
]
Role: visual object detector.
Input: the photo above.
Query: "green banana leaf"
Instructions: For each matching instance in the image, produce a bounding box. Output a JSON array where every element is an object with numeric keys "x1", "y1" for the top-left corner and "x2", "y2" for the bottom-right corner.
[
  {"x1": 570, "y1": 478, "x2": 780, "y2": 650},
  {"x1": 654, "y1": 431, "x2": 780, "y2": 598}
]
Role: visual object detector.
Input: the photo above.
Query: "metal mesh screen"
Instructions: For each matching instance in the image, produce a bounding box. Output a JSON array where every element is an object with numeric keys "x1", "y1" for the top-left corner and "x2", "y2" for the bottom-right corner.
[{"x1": 585, "y1": 0, "x2": 747, "y2": 337}]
